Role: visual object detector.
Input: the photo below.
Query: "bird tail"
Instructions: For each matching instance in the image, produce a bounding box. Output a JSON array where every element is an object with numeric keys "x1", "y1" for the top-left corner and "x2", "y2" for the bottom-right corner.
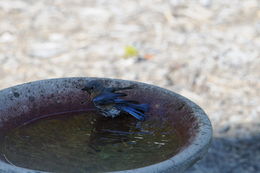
[
  {"x1": 128, "y1": 103, "x2": 149, "y2": 112},
  {"x1": 119, "y1": 106, "x2": 146, "y2": 121}
]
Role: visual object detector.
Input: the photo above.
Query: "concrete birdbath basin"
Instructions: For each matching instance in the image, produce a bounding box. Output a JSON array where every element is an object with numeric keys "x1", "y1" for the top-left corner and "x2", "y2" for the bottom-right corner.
[{"x1": 0, "y1": 77, "x2": 212, "y2": 173}]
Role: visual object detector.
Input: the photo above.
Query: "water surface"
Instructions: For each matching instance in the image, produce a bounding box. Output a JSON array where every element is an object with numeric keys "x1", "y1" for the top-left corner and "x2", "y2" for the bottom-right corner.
[{"x1": 0, "y1": 111, "x2": 181, "y2": 172}]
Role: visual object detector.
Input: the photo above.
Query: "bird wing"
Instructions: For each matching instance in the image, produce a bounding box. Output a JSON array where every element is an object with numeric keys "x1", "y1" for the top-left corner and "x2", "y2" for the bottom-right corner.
[
  {"x1": 93, "y1": 92, "x2": 127, "y2": 105},
  {"x1": 113, "y1": 98, "x2": 138, "y2": 104},
  {"x1": 113, "y1": 99, "x2": 149, "y2": 112},
  {"x1": 107, "y1": 85, "x2": 135, "y2": 92}
]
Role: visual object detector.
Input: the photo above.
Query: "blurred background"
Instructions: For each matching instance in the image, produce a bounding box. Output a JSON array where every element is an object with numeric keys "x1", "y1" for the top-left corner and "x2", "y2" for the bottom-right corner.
[{"x1": 0, "y1": 0, "x2": 259, "y2": 172}]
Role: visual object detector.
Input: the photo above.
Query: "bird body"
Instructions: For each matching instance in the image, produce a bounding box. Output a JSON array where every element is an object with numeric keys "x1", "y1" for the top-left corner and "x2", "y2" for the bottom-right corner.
[{"x1": 82, "y1": 81, "x2": 149, "y2": 120}]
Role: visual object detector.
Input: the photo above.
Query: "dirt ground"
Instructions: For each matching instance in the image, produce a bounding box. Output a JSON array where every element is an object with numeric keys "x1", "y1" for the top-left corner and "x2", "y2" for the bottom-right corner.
[{"x1": 0, "y1": 0, "x2": 259, "y2": 172}]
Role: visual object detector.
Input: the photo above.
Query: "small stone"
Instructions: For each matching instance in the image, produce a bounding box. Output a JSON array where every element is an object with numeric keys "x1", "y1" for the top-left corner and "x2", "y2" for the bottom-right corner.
[
  {"x1": 28, "y1": 41, "x2": 67, "y2": 59},
  {"x1": 200, "y1": 0, "x2": 212, "y2": 7},
  {"x1": 0, "y1": 32, "x2": 15, "y2": 43},
  {"x1": 218, "y1": 125, "x2": 230, "y2": 134}
]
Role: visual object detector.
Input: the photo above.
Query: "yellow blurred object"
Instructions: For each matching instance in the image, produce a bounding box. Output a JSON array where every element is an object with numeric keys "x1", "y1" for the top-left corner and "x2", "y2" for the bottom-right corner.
[{"x1": 123, "y1": 45, "x2": 139, "y2": 58}]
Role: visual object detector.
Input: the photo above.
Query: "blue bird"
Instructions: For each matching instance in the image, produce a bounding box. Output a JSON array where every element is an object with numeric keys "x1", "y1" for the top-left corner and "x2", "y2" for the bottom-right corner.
[{"x1": 81, "y1": 80, "x2": 149, "y2": 121}]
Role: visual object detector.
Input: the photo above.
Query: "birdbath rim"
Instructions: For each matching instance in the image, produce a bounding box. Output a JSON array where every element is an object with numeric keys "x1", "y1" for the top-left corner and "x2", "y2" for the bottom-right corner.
[{"x1": 0, "y1": 77, "x2": 212, "y2": 173}]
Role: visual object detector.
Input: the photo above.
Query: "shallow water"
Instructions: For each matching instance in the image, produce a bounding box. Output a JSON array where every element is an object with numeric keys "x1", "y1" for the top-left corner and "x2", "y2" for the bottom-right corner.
[{"x1": 0, "y1": 111, "x2": 181, "y2": 173}]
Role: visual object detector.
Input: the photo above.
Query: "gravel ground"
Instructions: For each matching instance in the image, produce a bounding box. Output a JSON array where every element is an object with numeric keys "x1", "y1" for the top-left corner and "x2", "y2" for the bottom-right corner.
[{"x1": 0, "y1": 0, "x2": 260, "y2": 172}]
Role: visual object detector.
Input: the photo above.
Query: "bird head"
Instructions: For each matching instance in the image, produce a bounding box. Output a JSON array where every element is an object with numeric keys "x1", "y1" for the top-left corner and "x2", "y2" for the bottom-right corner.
[{"x1": 82, "y1": 80, "x2": 104, "y2": 98}]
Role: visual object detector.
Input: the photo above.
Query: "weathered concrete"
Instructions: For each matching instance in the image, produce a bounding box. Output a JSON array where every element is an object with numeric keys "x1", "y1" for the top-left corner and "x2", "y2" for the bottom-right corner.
[{"x1": 0, "y1": 77, "x2": 212, "y2": 173}]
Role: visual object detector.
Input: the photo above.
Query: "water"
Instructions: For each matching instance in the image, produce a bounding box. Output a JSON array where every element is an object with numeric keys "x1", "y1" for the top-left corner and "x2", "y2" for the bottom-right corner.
[{"x1": 0, "y1": 111, "x2": 182, "y2": 173}]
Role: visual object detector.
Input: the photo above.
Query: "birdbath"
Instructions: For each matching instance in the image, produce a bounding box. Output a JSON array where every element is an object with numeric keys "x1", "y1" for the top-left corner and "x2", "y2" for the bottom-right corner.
[{"x1": 0, "y1": 78, "x2": 212, "y2": 173}]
